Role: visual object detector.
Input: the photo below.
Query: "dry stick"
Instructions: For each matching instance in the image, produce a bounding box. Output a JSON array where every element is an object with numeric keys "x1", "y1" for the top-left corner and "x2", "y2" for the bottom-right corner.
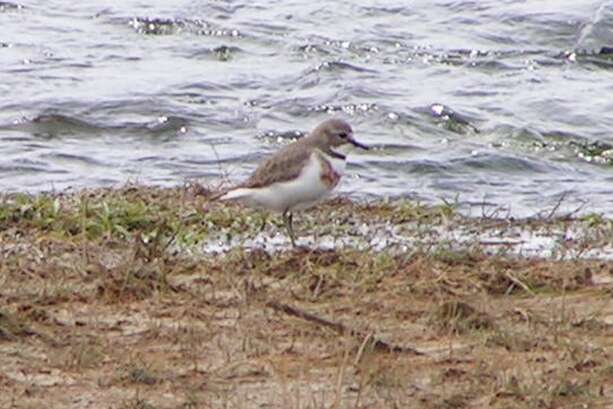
[
  {"x1": 542, "y1": 191, "x2": 587, "y2": 221},
  {"x1": 545, "y1": 191, "x2": 568, "y2": 220},
  {"x1": 266, "y1": 301, "x2": 423, "y2": 355},
  {"x1": 333, "y1": 343, "x2": 350, "y2": 409},
  {"x1": 505, "y1": 272, "x2": 536, "y2": 296},
  {"x1": 354, "y1": 332, "x2": 374, "y2": 366}
]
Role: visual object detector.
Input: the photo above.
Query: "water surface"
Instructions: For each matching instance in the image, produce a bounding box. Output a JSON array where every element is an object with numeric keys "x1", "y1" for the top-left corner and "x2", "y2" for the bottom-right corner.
[{"x1": 2, "y1": 0, "x2": 613, "y2": 216}]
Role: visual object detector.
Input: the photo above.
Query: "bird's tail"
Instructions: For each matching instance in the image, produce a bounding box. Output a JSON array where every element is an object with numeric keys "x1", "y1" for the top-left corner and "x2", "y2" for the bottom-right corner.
[
  {"x1": 205, "y1": 186, "x2": 251, "y2": 203},
  {"x1": 215, "y1": 188, "x2": 252, "y2": 201}
]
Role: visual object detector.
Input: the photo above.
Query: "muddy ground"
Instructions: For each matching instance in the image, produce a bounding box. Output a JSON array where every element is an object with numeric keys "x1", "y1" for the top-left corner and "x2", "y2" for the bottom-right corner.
[{"x1": 1, "y1": 185, "x2": 612, "y2": 408}]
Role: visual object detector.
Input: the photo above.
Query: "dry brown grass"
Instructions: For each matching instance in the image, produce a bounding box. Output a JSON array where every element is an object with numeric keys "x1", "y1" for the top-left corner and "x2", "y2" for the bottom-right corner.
[{"x1": 1, "y1": 186, "x2": 612, "y2": 408}]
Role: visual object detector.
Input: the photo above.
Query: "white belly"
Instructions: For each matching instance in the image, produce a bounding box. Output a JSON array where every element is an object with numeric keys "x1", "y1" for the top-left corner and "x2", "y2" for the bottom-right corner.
[{"x1": 220, "y1": 151, "x2": 346, "y2": 212}]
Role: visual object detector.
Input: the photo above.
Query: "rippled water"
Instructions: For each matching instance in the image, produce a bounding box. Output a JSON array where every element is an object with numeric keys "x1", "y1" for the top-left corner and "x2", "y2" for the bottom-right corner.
[{"x1": 2, "y1": 0, "x2": 613, "y2": 216}]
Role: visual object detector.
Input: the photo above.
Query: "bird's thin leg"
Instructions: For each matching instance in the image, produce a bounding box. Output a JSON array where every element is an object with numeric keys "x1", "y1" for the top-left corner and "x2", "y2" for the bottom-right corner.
[
  {"x1": 259, "y1": 212, "x2": 267, "y2": 233},
  {"x1": 283, "y1": 210, "x2": 297, "y2": 247}
]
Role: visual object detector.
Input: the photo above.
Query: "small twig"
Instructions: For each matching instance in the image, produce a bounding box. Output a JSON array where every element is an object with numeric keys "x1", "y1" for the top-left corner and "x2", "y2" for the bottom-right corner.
[
  {"x1": 209, "y1": 142, "x2": 231, "y2": 183},
  {"x1": 266, "y1": 301, "x2": 422, "y2": 355},
  {"x1": 479, "y1": 240, "x2": 525, "y2": 246},
  {"x1": 545, "y1": 191, "x2": 568, "y2": 220},
  {"x1": 505, "y1": 272, "x2": 535, "y2": 296},
  {"x1": 531, "y1": 192, "x2": 588, "y2": 223},
  {"x1": 559, "y1": 200, "x2": 588, "y2": 221},
  {"x1": 480, "y1": 199, "x2": 511, "y2": 221},
  {"x1": 333, "y1": 342, "x2": 350, "y2": 409},
  {"x1": 354, "y1": 332, "x2": 374, "y2": 366}
]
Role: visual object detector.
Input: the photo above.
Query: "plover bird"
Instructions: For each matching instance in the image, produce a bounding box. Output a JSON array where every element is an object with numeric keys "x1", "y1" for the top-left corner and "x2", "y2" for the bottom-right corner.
[{"x1": 217, "y1": 118, "x2": 369, "y2": 247}]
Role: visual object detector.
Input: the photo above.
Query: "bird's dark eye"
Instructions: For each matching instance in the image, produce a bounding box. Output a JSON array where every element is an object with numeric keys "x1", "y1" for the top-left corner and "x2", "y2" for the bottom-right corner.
[{"x1": 338, "y1": 132, "x2": 348, "y2": 139}]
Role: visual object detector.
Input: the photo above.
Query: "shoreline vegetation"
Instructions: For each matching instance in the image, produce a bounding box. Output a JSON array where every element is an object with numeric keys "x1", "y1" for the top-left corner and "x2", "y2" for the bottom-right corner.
[{"x1": 1, "y1": 184, "x2": 612, "y2": 408}]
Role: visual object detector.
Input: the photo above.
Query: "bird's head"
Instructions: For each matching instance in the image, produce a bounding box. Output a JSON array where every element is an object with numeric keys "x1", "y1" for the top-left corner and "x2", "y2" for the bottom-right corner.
[{"x1": 311, "y1": 118, "x2": 369, "y2": 156}]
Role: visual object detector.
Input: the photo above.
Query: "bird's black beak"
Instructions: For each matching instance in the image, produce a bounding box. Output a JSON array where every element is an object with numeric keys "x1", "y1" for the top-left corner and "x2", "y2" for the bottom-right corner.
[{"x1": 349, "y1": 136, "x2": 369, "y2": 150}]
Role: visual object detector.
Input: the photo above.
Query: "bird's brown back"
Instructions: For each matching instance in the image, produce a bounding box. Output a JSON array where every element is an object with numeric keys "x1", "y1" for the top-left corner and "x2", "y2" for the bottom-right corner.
[{"x1": 240, "y1": 137, "x2": 317, "y2": 189}]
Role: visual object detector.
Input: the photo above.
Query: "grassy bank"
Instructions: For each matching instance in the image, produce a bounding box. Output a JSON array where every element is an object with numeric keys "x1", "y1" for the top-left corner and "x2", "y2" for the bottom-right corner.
[{"x1": 1, "y1": 185, "x2": 612, "y2": 408}]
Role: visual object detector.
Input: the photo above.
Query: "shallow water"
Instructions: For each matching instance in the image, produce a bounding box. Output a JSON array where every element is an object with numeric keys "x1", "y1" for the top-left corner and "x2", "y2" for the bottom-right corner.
[
  {"x1": 1, "y1": 0, "x2": 613, "y2": 216},
  {"x1": 199, "y1": 216, "x2": 613, "y2": 261}
]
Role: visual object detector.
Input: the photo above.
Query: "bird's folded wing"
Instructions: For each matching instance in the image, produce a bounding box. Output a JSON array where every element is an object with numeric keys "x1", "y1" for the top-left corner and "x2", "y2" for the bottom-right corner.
[{"x1": 241, "y1": 143, "x2": 313, "y2": 189}]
